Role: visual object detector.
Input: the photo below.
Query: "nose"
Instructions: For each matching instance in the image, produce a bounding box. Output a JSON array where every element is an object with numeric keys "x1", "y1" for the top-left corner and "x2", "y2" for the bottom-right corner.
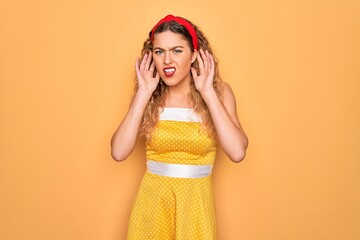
[{"x1": 164, "y1": 51, "x2": 172, "y2": 65}]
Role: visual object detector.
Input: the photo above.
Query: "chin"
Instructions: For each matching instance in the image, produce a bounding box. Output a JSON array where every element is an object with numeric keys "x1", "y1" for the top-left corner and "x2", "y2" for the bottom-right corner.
[
  {"x1": 162, "y1": 78, "x2": 178, "y2": 86},
  {"x1": 161, "y1": 76, "x2": 190, "y2": 88}
]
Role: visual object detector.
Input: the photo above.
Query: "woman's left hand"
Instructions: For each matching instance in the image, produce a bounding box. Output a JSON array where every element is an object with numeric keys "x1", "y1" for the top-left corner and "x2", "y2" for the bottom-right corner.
[{"x1": 191, "y1": 49, "x2": 216, "y2": 96}]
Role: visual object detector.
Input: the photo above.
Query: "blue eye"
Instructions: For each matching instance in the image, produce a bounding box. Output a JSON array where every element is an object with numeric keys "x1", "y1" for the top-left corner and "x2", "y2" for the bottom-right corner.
[
  {"x1": 174, "y1": 49, "x2": 182, "y2": 54},
  {"x1": 154, "y1": 50, "x2": 163, "y2": 55}
]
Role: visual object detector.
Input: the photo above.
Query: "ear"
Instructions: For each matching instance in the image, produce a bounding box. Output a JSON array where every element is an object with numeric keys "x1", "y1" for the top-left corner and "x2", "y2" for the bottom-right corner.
[{"x1": 191, "y1": 49, "x2": 198, "y2": 63}]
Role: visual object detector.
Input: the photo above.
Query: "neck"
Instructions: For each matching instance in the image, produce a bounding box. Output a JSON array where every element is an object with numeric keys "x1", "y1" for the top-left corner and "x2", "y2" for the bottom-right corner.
[{"x1": 165, "y1": 80, "x2": 193, "y2": 108}]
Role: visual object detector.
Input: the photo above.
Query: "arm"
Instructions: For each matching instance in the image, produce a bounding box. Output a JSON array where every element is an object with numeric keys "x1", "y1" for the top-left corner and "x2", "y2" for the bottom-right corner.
[
  {"x1": 111, "y1": 52, "x2": 159, "y2": 161},
  {"x1": 110, "y1": 90, "x2": 151, "y2": 161},
  {"x1": 191, "y1": 50, "x2": 248, "y2": 162},
  {"x1": 202, "y1": 82, "x2": 248, "y2": 162}
]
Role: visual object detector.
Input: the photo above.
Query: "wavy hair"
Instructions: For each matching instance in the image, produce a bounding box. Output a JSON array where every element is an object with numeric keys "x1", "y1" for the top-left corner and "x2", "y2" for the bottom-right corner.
[{"x1": 134, "y1": 17, "x2": 223, "y2": 139}]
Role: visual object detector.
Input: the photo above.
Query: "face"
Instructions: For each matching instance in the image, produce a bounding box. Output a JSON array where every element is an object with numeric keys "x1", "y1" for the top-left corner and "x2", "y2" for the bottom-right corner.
[{"x1": 152, "y1": 30, "x2": 197, "y2": 88}]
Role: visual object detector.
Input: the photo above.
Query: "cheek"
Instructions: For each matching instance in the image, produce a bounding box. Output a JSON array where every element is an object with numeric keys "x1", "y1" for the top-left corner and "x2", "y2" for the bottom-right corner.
[
  {"x1": 181, "y1": 58, "x2": 193, "y2": 69},
  {"x1": 152, "y1": 57, "x2": 162, "y2": 70}
]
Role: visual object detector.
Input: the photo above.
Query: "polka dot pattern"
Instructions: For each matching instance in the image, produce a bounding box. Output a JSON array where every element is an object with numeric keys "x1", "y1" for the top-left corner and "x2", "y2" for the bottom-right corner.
[
  {"x1": 127, "y1": 109, "x2": 217, "y2": 239},
  {"x1": 146, "y1": 121, "x2": 217, "y2": 165}
]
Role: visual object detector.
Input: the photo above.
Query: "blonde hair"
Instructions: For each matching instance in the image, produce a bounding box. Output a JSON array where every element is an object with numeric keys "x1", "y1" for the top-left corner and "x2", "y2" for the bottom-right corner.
[{"x1": 134, "y1": 17, "x2": 223, "y2": 139}]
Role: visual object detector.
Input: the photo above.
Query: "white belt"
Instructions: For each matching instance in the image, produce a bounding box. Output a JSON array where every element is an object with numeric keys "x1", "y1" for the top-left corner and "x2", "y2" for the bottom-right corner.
[{"x1": 147, "y1": 160, "x2": 213, "y2": 178}]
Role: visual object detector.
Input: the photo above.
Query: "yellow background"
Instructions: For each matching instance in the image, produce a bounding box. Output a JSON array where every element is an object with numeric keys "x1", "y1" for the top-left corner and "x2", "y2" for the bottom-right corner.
[{"x1": 1, "y1": 0, "x2": 359, "y2": 239}]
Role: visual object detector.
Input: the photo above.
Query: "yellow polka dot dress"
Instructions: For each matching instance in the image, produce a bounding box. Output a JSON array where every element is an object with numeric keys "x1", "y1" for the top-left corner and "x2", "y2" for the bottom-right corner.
[{"x1": 127, "y1": 108, "x2": 217, "y2": 239}]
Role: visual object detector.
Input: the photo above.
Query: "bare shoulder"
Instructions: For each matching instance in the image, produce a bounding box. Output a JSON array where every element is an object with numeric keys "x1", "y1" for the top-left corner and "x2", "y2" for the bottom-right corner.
[
  {"x1": 219, "y1": 81, "x2": 242, "y2": 125},
  {"x1": 219, "y1": 81, "x2": 236, "y2": 104}
]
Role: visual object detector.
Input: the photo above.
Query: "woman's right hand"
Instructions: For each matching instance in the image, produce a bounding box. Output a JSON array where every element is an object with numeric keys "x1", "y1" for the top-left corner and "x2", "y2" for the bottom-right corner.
[
  {"x1": 111, "y1": 52, "x2": 159, "y2": 161},
  {"x1": 135, "y1": 52, "x2": 160, "y2": 94}
]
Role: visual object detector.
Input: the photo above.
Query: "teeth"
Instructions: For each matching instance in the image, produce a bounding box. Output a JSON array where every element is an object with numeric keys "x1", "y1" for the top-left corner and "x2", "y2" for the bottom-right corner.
[{"x1": 164, "y1": 68, "x2": 175, "y2": 73}]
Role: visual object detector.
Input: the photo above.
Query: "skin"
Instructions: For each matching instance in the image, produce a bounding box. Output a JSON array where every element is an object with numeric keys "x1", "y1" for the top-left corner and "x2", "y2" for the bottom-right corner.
[{"x1": 111, "y1": 30, "x2": 248, "y2": 162}]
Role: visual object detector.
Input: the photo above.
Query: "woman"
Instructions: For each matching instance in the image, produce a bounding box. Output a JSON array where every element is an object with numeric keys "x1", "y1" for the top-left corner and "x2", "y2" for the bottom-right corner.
[{"x1": 111, "y1": 14, "x2": 248, "y2": 239}]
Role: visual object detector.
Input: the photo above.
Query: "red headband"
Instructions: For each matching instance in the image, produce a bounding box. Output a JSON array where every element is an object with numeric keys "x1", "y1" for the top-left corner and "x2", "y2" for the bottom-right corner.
[{"x1": 150, "y1": 15, "x2": 199, "y2": 51}]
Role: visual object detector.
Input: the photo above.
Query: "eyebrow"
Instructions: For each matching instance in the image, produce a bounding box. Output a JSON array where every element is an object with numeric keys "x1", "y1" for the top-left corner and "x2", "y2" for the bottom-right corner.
[{"x1": 153, "y1": 46, "x2": 184, "y2": 50}]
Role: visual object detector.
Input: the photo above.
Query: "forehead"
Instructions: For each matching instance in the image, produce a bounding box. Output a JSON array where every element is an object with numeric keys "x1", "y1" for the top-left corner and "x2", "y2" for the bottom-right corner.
[{"x1": 153, "y1": 30, "x2": 190, "y2": 48}]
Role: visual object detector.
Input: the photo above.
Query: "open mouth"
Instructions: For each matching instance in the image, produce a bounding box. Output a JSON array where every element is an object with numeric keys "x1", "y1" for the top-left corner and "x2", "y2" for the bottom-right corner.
[{"x1": 163, "y1": 67, "x2": 176, "y2": 77}]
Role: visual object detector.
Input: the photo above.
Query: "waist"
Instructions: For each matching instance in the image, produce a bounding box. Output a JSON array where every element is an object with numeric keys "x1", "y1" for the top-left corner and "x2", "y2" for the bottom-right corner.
[{"x1": 146, "y1": 160, "x2": 213, "y2": 178}]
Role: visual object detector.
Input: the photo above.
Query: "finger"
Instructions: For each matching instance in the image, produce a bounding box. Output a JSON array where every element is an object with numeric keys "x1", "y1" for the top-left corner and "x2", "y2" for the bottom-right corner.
[
  {"x1": 197, "y1": 50, "x2": 205, "y2": 75},
  {"x1": 135, "y1": 57, "x2": 142, "y2": 76},
  {"x1": 135, "y1": 57, "x2": 139, "y2": 71},
  {"x1": 139, "y1": 53, "x2": 148, "y2": 70},
  {"x1": 201, "y1": 49, "x2": 210, "y2": 71},
  {"x1": 202, "y1": 50, "x2": 208, "y2": 68},
  {"x1": 145, "y1": 51, "x2": 153, "y2": 70},
  {"x1": 208, "y1": 52, "x2": 214, "y2": 70},
  {"x1": 200, "y1": 49, "x2": 208, "y2": 70},
  {"x1": 206, "y1": 50, "x2": 212, "y2": 71},
  {"x1": 191, "y1": 67, "x2": 198, "y2": 79},
  {"x1": 205, "y1": 51, "x2": 211, "y2": 69},
  {"x1": 149, "y1": 58, "x2": 156, "y2": 73},
  {"x1": 208, "y1": 54, "x2": 215, "y2": 81}
]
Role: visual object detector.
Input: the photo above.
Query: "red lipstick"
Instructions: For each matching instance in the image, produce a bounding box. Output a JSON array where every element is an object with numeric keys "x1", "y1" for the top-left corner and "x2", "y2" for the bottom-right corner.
[{"x1": 163, "y1": 67, "x2": 176, "y2": 77}]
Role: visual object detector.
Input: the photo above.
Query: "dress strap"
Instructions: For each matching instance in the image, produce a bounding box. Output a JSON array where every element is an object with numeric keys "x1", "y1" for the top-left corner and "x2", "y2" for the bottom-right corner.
[{"x1": 147, "y1": 160, "x2": 213, "y2": 178}]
